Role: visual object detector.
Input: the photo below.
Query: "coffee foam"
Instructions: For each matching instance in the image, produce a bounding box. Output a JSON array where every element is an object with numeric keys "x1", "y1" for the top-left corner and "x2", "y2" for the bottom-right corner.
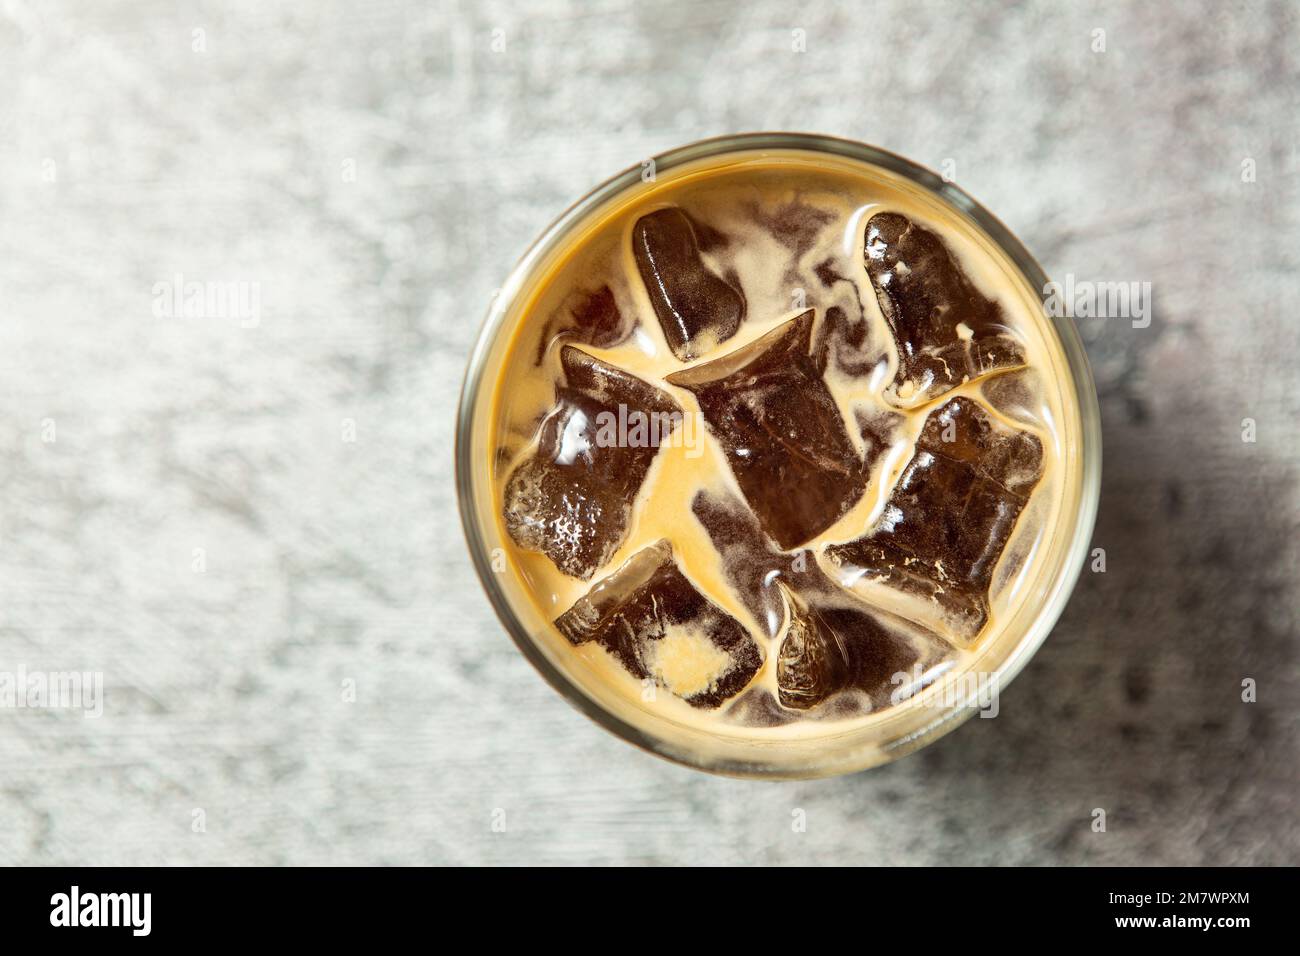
[{"x1": 485, "y1": 152, "x2": 1078, "y2": 741}]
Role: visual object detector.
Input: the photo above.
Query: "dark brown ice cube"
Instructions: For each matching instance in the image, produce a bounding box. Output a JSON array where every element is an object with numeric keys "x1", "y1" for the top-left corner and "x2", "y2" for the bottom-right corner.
[
  {"x1": 667, "y1": 310, "x2": 868, "y2": 550},
  {"x1": 503, "y1": 346, "x2": 681, "y2": 579},
  {"x1": 824, "y1": 396, "x2": 1043, "y2": 643},
  {"x1": 691, "y1": 488, "x2": 826, "y2": 638},
  {"x1": 776, "y1": 587, "x2": 938, "y2": 711},
  {"x1": 535, "y1": 284, "x2": 633, "y2": 363},
  {"x1": 692, "y1": 489, "x2": 948, "y2": 713},
  {"x1": 632, "y1": 207, "x2": 744, "y2": 361},
  {"x1": 555, "y1": 541, "x2": 763, "y2": 708},
  {"x1": 864, "y1": 212, "x2": 1024, "y2": 402}
]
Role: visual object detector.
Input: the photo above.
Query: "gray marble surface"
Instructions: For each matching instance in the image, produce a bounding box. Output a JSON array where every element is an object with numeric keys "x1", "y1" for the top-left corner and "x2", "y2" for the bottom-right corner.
[{"x1": 0, "y1": 0, "x2": 1296, "y2": 865}]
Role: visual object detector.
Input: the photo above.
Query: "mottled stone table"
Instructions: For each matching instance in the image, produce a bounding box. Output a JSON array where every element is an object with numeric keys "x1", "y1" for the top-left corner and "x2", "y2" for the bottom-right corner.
[{"x1": 0, "y1": 0, "x2": 1295, "y2": 864}]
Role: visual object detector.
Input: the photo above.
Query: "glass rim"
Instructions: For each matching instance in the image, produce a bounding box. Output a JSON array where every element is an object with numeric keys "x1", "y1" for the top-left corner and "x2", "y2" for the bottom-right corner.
[{"x1": 456, "y1": 131, "x2": 1102, "y2": 779}]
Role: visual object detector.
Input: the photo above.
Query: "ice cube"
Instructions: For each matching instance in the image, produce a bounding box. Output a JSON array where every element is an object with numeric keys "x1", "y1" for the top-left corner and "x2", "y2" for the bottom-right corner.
[
  {"x1": 775, "y1": 587, "x2": 934, "y2": 711},
  {"x1": 503, "y1": 346, "x2": 681, "y2": 579},
  {"x1": 632, "y1": 207, "x2": 745, "y2": 361},
  {"x1": 864, "y1": 212, "x2": 1024, "y2": 402},
  {"x1": 535, "y1": 284, "x2": 633, "y2": 362},
  {"x1": 555, "y1": 540, "x2": 763, "y2": 708},
  {"x1": 692, "y1": 489, "x2": 947, "y2": 712},
  {"x1": 824, "y1": 396, "x2": 1043, "y2": 642},
  {"x1": 691, "y1": 489, "x2": 825, "y2": 638},
  {"x1": 667, "y1": 310, "x2": 868, "y2": 549}
]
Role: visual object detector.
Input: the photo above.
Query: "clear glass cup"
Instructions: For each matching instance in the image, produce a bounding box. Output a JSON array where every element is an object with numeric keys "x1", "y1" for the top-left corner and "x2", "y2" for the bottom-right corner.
[{"x1": 456, "y1": 132, "x2": 1101, "y2": 779}]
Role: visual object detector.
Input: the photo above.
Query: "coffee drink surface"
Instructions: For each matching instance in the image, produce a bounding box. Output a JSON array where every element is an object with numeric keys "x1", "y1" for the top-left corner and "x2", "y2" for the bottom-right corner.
[{"x1": 486, "y1": 152, "x2": 1076, "y2": 739}]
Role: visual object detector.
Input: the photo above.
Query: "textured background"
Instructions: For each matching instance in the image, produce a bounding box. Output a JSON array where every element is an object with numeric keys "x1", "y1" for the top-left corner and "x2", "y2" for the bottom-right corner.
[{"x1": 1, "y1": 0, "x2": 1296, "y2": 865}]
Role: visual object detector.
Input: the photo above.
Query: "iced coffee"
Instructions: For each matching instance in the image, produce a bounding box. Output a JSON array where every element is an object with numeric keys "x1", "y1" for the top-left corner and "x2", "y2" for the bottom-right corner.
[{"x1": 477, "y1": 146, "x2": 1088, "y2": 753}]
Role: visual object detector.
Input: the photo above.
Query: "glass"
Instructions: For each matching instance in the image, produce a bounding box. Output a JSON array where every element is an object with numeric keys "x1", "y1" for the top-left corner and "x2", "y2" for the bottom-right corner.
[{"x1": 456, "y1": 133, "x2": 1101, "y2": 779}]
